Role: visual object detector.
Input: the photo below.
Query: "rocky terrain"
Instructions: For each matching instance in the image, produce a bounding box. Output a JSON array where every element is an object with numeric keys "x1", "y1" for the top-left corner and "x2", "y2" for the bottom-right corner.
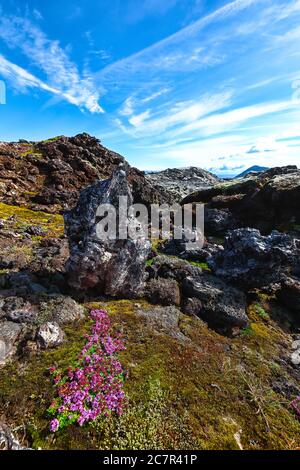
[
  {"x1": 0, "y1": 135, "x2": 299, "y2": 450},
  {"x1": 146, "y1": 167, "x2": 220, "y2": 201}
]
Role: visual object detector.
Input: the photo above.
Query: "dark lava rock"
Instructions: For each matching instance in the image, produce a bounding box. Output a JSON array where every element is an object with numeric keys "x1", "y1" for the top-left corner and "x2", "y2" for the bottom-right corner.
[
  {"x1": 0, "y1": 134, "x2": 170, "y2": 213},
  {"x1": 205, "y1": 208, "x2": 237, "y2": 235},
  {"x1": 146, "y1": 278, "x2": 181, "y2": 306},
  {"x1": 147, "y1": 255, "x2": 202, "y2": 282},
  {"x1": 183, "y1": 166, "x2": 300, "y2": 234},
  {"x1": 146, "y1": 166, "x2": 220, "y2": 202},
  {"x1": 278, "y1": 277, "x2": 300, "y2": 313},
  {"x1": 65, "y1": 165, "x2": 151, "y2": 298},
  {"x1": 182, "y1": 274, "x2": 248, "y2": 329},
  {"x1": 210, "y1": 228, "x2": 300, "y2": 289},
  {"x1": 182, "y1": 297, "x2": 203, "y2": 317}
]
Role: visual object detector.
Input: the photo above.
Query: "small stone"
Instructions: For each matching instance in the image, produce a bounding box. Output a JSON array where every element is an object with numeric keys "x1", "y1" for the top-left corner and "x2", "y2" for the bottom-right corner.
[
  {"x1": 36, "y1": 322, "x2": 65, "y2": 349},
  {"x1": 0, "y1": 321, "x2": 23, "y2": 365}
]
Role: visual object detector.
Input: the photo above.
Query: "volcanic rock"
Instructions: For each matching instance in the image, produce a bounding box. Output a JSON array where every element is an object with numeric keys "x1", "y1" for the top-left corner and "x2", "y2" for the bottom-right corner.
[
  {"x1": 65, "y1": 165, "x2": 151, "y2": 297},
  {"x1": 146, "y1": 167, "x2": 220, "y2": 202},
  {"x1": 210, "y1": 228, "x2": 300, "y2": 289},
  {"x1": 36, "y1": 322, "x2": 65, "y2": 349},
  {"x1": 182, "y1": 274, "x2": 248, "y2": 329}
]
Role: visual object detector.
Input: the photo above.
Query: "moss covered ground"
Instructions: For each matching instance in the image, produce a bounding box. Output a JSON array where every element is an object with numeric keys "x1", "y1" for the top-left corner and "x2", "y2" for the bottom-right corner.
[
  {"x1": 0, "y1": 298, "x2": 299, "y2": 450},
  {"x1": 0, "y1": 204, "x2": 299, "y2": 449}
]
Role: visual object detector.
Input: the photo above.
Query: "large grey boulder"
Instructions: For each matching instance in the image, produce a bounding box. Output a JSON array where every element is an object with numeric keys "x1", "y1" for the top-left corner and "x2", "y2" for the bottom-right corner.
[
  {"x1": 146, "y1": 278, "x2": 181, "y2": 306},
  {"x1": 182, "y1": 274, "x2": 248, "y2": 329},
  {"x1": 64, "y1": 165, "x2": 151, "y2": 298},
  {"x1": 210, "y1": 228, "x2": 300, "y2": 289},
  {"x1": 39, "y1": 296, "x2": 85, "y2": 325},
  {"x1": 147, "y1": 255, "x2": 202, "y2": 282}
]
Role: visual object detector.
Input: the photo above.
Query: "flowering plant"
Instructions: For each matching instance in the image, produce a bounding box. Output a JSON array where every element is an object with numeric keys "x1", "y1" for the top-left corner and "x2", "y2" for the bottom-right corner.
[{"x1": 48, "y1": 309, "x2": 127, "y2": 432}]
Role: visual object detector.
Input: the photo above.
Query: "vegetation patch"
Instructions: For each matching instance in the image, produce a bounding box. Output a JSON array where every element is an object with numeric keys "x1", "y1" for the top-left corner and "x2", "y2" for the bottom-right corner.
[{"x1": 0, "y1": 203, "x2": 64, "y2": 238}]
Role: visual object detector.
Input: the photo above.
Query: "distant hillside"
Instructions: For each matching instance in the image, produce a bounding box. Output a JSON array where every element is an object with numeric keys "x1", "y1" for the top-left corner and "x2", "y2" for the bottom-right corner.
[{"x1": 236, "y1": 165, "x2": 269, "y2": 178}]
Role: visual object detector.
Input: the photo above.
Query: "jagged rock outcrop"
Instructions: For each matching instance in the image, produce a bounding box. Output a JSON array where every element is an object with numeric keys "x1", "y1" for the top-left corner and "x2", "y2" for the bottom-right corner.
[
  {"x1": 209, "y1": 228, "x2": 300, "y2": 289},
  {"x1": 65, "y1": 165, "x2": 151, "y2": 297},
  {"x1": 182, "y1": 166, "x2": 300, "y2": 234},
  {"x1": 0, "y1": 133, "x2": 170, "y2": 213},
  {"x1": 147, "y1": 255, "x2": 248, "y2": 331},
  {"x1": 146, "y1": 278, "x2": 181, "y2": 306},
  {"x1": 146, "y1": 167, "x2": 220, "y2": 202},
  {"x1": 182, "y1": 274, "x2": 248, "y2": 330}
]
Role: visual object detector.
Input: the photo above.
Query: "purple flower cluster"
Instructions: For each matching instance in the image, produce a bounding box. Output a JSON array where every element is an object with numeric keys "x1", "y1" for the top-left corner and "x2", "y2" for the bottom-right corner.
[
  {"x1": 291, "y1": 397, "x2": 300, "y2": 419},
  {"x1": 48, "y1": 309, "x2": 127, "y2": 432}
]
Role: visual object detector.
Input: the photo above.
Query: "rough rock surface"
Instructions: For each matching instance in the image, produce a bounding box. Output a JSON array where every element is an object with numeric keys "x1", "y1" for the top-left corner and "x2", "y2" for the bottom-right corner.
[
  {"x1": 39, "y1": 296, "x2": 85, "y2": 324},
  {"x1": 146, "y1": 278, "x2": 181, "y2": 306},
  {"x1": 182, "y1": 274, "x2": 248, "y2": 329},
  {"x1": 278, "y1": 277, "x2": 300, "y2": 313},
  {"x1": 0, "y1": 423, "x2": 32, "y2": 450},
  {"x1": 146, "y1": 167, "x2": 220, "y2": 201},
  {"x1": 36, "y1": 322, "x2": 65, "y2": 349},
  {"x1": 147, "y1": 255, "x2": 202, "y2": 282},
  {"x1": 0, "y1": 133, "x2": 169, "y2": 213},
  {"x1": 0, "y1": 321, "x2": 23, "y2": 365},
  {"x1": 65, "y1": 165, "x2": 151, "y2": 297},
  {"x1": 210, "y1": 228, "x2": 300, "y2": 289},
  {"x1": 205, "y1": 208, "x2": 237, "y2": 235},
  {"x1": 183, "y1": 166, "x2": 300, "y2": 234},
  {"x1": 147, "y1": 255, "x2": 247, "y2": 330},
  {"x1": 136, "y1": 305, "x2": 186, "y2": 341}
]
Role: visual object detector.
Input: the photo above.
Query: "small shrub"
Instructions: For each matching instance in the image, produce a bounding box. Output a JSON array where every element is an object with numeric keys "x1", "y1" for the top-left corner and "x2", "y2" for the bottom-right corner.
[{"x1": 255, "y1": 304, "x2": 270, "y2": 321}]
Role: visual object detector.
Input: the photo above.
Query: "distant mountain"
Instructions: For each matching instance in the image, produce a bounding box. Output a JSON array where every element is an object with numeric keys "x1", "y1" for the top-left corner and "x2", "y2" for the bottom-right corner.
[{"x1": 236, "y1": 165, "x2": 269, "y2": 178}]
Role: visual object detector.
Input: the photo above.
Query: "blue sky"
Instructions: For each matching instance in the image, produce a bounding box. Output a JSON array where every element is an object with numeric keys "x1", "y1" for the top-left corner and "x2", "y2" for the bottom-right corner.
[{"x1": 0, "y1": 0, "x2": 300, "y2": 176}]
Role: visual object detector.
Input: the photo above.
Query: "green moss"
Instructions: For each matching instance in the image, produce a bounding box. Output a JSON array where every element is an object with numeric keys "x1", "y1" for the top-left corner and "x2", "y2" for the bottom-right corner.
[
  {"x1": 20, "y1": 150, "x2": 43, "y2": 159},
  {"x1": 145, "y1": 258, "x2": 155, "y2": 267},
  {"x1": 254, "y1": 303, "x2": 270, "y2": 321},
  {"x1": 189, "y1": 261, "x2": 211, "y2": 272},
  {"x1": 40, "y1": 136, "x2": 62, "y2": 144},
  {"x1": 0, "y1": 203, "x2": 64, "y2": 237},
  {"x1": 0, "y1": 299, "x2": 299, "y2": 450},
  {"x1": 0, "y1": 268, "x2": 9, "y2": 275},
  {"x1": 240, "y1": 326, "x2": 255, "y2": 338}
]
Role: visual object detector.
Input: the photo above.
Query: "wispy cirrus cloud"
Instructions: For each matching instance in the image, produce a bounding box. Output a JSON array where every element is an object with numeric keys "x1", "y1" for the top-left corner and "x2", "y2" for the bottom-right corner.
[
  {"x1": 95, "y1": 0, "x2": 259, "y2": 83},
  {"x1": 118, "y1": 91, "x2": 233, "y2": 137},
  {"x1": 0, "y1": 12, "x2": 103, "y2": 113}
]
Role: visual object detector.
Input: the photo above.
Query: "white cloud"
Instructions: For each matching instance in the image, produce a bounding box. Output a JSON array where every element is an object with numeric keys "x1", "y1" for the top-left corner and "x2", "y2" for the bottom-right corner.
[
  {"x1": 167, "y1": 99, "x2": 299, "y2": 139},
  {"x1": 95, "y1": 0, "x2": 259, "y2": 81},
  {"x1": 120, "y1": 97, "x2": 135, "y2": 116},
  {"x1": 0, "y1": 54, "x2": 104, "y2": 112},
  {"x1": 33, "y1": 9, "x2": 43, "y2": 21},
  {"x1": 129, "y1": 110, "x2": 151, "y2": 127},
  {"x1": 121, "y1": 91, "x2": 233, "y2": 135},
  {"x1": 0, "y1": 14, "x2": 103, "y2": 113}
]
